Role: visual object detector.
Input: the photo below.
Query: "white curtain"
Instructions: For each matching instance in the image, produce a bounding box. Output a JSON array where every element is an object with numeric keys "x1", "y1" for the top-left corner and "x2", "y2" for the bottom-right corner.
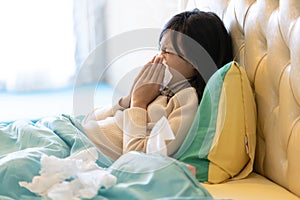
[
  {"x1": 73, "y1": 0, "x2": 107, "y2": 84},
  {"x1": 0, "y1": 0, "x2": 105, "y2": 92}
]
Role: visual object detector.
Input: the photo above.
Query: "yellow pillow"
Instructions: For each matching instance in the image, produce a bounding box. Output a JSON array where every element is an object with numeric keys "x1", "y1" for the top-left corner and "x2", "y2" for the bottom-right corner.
[{"x1": 174, "y1": 61, "x2": 257, "y2": 183}]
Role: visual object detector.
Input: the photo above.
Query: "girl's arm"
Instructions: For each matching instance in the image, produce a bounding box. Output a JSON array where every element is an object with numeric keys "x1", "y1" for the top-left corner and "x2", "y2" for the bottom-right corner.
[
  {"x1": 82, "y1": 103, "x2": 122, "y2": 123},
  {"x1": 81, "y1": 57, "x2": 158, "y2": 123},
  {"x1": 123, "y1": 87, "x2": 198, "y2": 156}
]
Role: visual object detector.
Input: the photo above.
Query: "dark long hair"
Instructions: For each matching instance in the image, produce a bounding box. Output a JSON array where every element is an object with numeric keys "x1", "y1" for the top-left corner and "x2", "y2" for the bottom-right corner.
[{"x1": 159, "y1": 9, "x2": 233, "y2": 103}]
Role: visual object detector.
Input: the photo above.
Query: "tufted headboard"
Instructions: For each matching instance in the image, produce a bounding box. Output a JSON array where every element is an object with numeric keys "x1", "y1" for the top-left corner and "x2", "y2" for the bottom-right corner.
[{"x1": 182, "y1": 0, "x2": 300, "y2": 197}]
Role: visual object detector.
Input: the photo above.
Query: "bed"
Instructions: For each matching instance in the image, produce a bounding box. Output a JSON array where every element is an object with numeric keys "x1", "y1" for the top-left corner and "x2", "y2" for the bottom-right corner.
[{"x1": 0, "y1": 114, "x2": 214, "y2": 199}]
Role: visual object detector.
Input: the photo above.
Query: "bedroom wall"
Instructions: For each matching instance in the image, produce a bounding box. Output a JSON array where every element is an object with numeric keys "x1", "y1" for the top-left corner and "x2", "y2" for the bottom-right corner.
[{"x1": 102, "y1": 0, "x2": 181, "y2": 97}]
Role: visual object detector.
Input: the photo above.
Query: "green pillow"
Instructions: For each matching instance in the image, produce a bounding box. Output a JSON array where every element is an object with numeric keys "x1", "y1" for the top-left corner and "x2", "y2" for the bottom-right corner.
[{"x1": 174, "y1": 61, "x2": 257, "y2": 183}]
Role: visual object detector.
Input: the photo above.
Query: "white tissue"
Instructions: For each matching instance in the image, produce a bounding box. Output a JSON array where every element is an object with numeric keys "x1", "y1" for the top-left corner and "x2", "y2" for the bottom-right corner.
[
  {"x1": 162, "y1": 59, "x2": 173, "y2": 87},
  {"x1": 146, "y1": 116, "x2": 175, "y2": 156},
  {"x1": 19, "y1": 148, "x2": 117, "y2": 200}
]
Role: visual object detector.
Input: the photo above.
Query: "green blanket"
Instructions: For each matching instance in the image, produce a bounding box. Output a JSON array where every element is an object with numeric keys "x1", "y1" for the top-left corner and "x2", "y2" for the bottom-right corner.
[{"x1": 0, "y1": 114, "x2": 213, "y2": 200}]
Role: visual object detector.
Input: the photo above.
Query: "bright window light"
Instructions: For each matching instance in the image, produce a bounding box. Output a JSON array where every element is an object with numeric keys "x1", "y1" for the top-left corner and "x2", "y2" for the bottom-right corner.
[{"x1": 0, "y1": 0, "x2": 76, "y2": 91}]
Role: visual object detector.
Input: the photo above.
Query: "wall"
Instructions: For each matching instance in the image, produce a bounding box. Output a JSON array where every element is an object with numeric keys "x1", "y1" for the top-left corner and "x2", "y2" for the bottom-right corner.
[{"x1": 102, "y1": 0, "x2": 181, "y2": 97}]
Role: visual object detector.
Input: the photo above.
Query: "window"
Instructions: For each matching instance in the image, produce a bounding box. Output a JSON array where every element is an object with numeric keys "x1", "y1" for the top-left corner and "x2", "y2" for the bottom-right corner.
[{"x1": 0, "y1": 0, "x2": 105, "y2": 91}]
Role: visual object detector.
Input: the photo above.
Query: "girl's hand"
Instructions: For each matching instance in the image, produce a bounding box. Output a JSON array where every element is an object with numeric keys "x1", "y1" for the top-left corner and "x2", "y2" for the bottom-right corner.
[
  {"x1": 130, "y1": 55, "x2": 165, "y2": 109},
  {"x1": 119, "y1": 56, "x2": 156, "y2": 108}
]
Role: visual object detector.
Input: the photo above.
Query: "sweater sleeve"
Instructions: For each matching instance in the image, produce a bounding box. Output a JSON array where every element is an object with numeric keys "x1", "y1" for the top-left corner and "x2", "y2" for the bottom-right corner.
[
  {"x1": 82, "y1": 98, "x2": 127, "y2": 123},
  {"x1": 81, "y1": 101, "x2": 126, "y2": 160},
  {"x1": 123, "y1": 107, "x2": 148, "y2": 153},
  {"x1": 122, "y1": 88, "x2": 198, "y2": 156}
]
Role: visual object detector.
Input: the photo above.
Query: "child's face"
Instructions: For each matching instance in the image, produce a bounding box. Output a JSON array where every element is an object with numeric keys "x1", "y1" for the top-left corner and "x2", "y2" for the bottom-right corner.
[
  {"x1": 160, "y1": 32, "x2": 196, "y2": 81},
  {"x1": 161, "y1": 50, "x2": 195, "y2": 80}
]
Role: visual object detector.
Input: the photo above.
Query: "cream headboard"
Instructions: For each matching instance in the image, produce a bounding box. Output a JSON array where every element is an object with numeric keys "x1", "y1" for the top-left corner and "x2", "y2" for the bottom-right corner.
[{"x1": 182, "y1": 0, "x2": 300, "y2": 197}]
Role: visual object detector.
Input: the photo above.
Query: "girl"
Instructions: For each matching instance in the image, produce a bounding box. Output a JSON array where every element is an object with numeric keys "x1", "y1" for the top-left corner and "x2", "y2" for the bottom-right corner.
[{"x1": 81, "y1": 9, "x2": 233, "y2": 160}]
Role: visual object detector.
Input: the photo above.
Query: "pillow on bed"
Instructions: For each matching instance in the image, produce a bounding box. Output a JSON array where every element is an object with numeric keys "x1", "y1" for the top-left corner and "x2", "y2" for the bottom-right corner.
[{"x1": 173, "y1": 61, "x2": 256, "y2": 184}]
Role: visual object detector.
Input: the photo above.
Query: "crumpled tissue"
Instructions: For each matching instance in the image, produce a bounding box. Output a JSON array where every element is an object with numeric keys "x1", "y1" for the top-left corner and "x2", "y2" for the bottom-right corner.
[
  {"x1": 146, "y1": 116, "x2": 175, "y2": 156},
  {"x1": 19, "y1": 147, "x2": 117, "y2": 200}
]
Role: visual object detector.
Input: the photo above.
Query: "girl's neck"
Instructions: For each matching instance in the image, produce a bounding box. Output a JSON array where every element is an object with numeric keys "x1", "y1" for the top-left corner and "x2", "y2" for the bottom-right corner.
[{"x1": 167, "y1": 78, "x2": 191, "y2": 94}]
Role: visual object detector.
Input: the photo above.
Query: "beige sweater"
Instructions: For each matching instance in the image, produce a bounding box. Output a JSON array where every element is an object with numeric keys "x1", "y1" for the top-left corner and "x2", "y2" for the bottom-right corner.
[{"x1": 81, "y1": 87, "x2": 198, "y2": 160}]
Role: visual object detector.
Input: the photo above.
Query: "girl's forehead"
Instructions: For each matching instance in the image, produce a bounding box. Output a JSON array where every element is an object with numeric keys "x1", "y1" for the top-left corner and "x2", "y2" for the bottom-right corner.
[
  {"x1": 159, "y1": 31, "x2": 177, "y2": 53},
  {"x1": 160, "y1": 31, "x2": 171, "y2": 47}
]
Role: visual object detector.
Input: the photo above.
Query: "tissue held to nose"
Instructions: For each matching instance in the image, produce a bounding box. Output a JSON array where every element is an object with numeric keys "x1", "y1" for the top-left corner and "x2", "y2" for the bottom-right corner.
[{"x1": 162, "y1": 59, "x2": 173, "y2": 87}]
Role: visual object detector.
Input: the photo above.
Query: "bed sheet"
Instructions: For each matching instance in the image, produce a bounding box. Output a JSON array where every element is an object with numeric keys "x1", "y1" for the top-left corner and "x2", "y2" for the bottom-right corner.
[{"x1": 0, "y1": 114, "x2": 213, "y2": 200}]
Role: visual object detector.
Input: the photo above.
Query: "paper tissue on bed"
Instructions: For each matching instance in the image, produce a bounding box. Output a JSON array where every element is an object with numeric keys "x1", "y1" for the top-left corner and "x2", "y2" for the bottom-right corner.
[{"x1": 19, "y1": 147, "x2": 117, "y2": 200}]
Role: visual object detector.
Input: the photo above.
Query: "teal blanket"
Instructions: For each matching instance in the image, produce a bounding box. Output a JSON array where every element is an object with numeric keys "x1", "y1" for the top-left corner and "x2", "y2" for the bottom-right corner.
[{"x1": 0, "y1": 115, "x2": 213, "y2": 200}]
